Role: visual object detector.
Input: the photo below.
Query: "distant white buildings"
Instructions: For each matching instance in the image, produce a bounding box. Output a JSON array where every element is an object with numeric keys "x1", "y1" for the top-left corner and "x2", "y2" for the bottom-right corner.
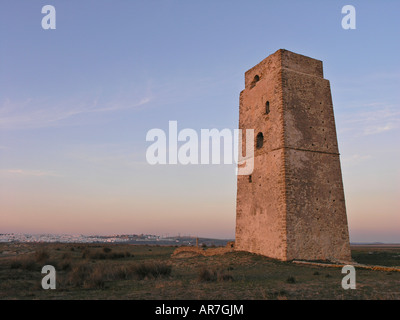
[{"x1": 0, "y1": 233, "x2": 131, "y2": 243}]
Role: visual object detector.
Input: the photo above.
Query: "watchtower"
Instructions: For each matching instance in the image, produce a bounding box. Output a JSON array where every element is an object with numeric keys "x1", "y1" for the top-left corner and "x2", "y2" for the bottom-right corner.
[{"x1": 235, "y1": 49, "x2": 351, "y2": 262}]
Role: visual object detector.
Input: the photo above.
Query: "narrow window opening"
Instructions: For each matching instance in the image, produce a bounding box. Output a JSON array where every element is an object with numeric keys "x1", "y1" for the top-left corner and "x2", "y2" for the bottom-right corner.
[
  {"x1": 250, "y1": 75, "x2": 260, "y2": 88},
  {"x1": 265, "y1": 101, "x2": 270, "y2": 114},
  {"x1": 256, "y1": 132, "x2": 264, "y2": 149},
  {"x1": 249, "y1": 175, "x2": 252, "y2": 183}
]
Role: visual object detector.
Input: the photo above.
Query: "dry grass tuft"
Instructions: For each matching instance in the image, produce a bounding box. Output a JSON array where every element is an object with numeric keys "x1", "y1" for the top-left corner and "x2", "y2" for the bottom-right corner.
[
  {"x1": 131, "y1": 262, "x2": 172, "y2": 280},
  {"x1": 198, "y1": 268, "x2": 234, "y2": 282}
]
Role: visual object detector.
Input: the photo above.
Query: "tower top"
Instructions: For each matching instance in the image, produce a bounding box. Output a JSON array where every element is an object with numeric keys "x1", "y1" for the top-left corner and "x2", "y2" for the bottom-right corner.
[{"x1": 244, "y1": 49, "x2": 324, "y2": 89}]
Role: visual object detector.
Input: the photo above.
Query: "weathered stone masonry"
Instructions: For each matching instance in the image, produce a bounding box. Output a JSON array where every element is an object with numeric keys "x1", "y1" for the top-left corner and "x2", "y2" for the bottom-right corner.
[{"x1": 235, "y1": 49, "x2": 351, "y2": 262}]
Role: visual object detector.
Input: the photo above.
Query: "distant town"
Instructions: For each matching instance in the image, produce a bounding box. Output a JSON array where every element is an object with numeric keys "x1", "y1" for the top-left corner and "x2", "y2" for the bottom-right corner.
[{"x1": 0, "y1": 233, "x2": 232, "y2": 247}]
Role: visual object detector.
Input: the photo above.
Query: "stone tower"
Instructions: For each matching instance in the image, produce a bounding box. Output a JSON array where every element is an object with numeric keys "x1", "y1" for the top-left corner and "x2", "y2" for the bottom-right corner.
[{"x1": 235, "y1": 49, "x2": 351, "y2": 262}]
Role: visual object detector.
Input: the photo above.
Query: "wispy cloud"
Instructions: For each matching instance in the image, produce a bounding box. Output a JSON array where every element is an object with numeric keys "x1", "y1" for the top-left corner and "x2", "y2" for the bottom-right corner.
[
  {"x1": 334, "y1": 72, "x2": 400, "y2": 90},
  {"x1": 341, "y1": 154, "x2": 372, "y2": 167},
  {"x1": 0, "y1": 92, "x2": 153, "y2": 130},
  {"x1": 363, "y1": 124, "x2": 393, "y2": 136},
  {"x1": 1, "y1": 169, "x2": 62, "y2": 177},
  {"x1": 338, "y1": 102, "x2": 400, "y2": 137},
  {"x1": 66, "y1": 143, "x2": 148, "y2": 167}
]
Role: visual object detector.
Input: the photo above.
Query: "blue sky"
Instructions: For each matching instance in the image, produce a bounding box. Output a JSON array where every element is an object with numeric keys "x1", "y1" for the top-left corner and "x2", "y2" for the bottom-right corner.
[{"x1": 0, "y1": 1, "x2": 399, "y2": 242}]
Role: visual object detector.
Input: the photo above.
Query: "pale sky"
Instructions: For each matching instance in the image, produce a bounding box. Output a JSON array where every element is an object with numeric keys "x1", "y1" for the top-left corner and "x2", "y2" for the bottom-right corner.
[{"x1": 0, "y1": 1, "x2": 399, "y2": 242}]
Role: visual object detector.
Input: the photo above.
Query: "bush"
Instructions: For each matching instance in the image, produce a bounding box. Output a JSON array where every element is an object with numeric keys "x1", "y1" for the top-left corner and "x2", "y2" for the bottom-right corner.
[
  {"x1": 60, "y1": 260, "x2": 72, "y2": 271},
  {"x1": 22, "y1": 258, "x2": 38, "y2": 271},
  {"x1": 81, "y1": 249, "x2": 91, "y2": 259},
  {"x1": 286, "y1": 276, "x2": 296, "y2": 284},
  {"x1": 90, "y1": 252, "x2": 107, "y2": 260},
  {"x1": 218, "y1": 273, "x2": 234, "y2": 282},
  {"x1": 131, "y1": 262, "x2": 172, "y2": 280},
  {"x1": 103, "y1": 247, "x2": 112, "y2": 253},
  {"x1": 65, "y1": 262, "x2": 156, "y2": 288},
  {"x1": 35, "y1": 249, "x2": 50, "y2": 262},
  {"x1": 61, "y1": 253, "x2": 72, "y2": 260},
  {"x1": 86, "y1": 250, "x2": 127, "y2": 260},
  {"x1": 111, "y1": 265, "x2": 132, "y2": 280},
  {"x1": 67, "y1": 263, "x2": 94, "y2": 287},
  {"x1": 85, "y1": 267, "x2": 106, "y2": 289},
  {"x1": 10, "y1": 259, "x2": 22, "y2": 269},
  {"x1": 198, "y1": 268, "x2": 217, "y2": 282},
  {"x1": 82, "y1": 249, "x2": 130, "y2": 260},
  {"x1": 198, "y1": 268, "x2": 233, "y2": 282},
  {"x1": 9, "y1": 256, "x2": 40, "y2": 271},
  {"x1": 109, "y1": 252, "x2": 125, "y2": 259}
]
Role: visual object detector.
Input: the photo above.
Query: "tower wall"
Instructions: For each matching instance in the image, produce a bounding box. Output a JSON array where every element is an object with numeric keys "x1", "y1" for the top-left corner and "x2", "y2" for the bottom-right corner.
[{"x1": 235, "y1": 49, "x2": 351, "y2": 262}]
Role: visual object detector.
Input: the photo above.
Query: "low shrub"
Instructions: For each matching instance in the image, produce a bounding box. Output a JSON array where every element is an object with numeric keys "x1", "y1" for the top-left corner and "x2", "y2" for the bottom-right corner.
[
  {"x1": 198, "y1": 268, "x2": 233, "y2": 282},
  {"x1": 86, "y1": 250, "x2": 131, "y2": 260},
  {"x1": 60, "y1": 260, "x2": 72, "y2": 271},
  {"x1": 35, "y1": 249, "x2": 50, "y2": 262},
  {"x1": 198, "y1": 268, "x2": 217, "y2": 282},
  {"x1": 10, "y1": 259, "x2": 22, "y2": 269},
  {"x1": 66, "y1": 263, "x2": 94, "y2": 287},
  {"x1": 61, "y1": 253, "x2": 72, "y2": 260},
  {"x1": 131, "y1": 262, "x2": 172, "y2": 280},
  {"x1": 81, "y1": 249, "x2": 91, "y2": 259}
]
